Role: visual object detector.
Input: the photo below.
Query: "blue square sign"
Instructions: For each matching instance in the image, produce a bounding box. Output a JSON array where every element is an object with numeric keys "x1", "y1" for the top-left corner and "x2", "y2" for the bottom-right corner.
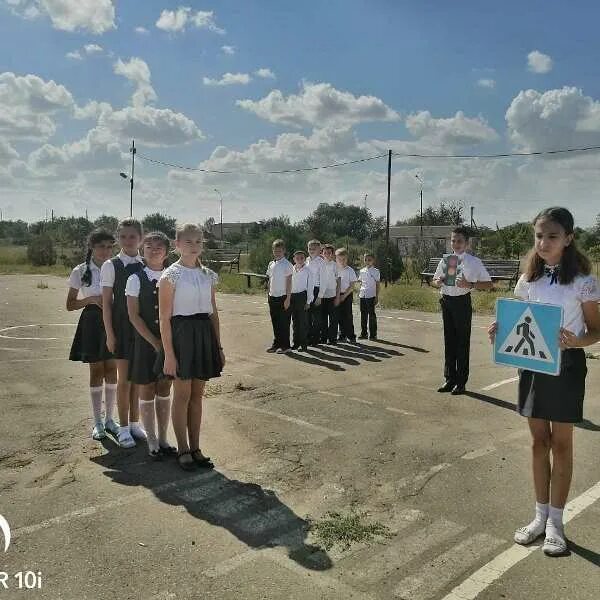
[{"x1": 494, "y1": 299, "x2": 563, "y2": 375}]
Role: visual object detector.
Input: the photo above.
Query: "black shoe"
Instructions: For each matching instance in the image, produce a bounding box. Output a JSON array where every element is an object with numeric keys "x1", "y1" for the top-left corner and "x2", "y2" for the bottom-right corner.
[
  {"x1": 328, "y1": 340, "x2": 337, "y2": 345},
  {"x1": 437, "y1": 381, "x2": 455, "y2": 393},
  {"x1": 451, "y1": 385, "x2": 466, "y2": 395},
  {"x1": 301, "y1": 346, "x2": 308, "y2": 352},
  {"x1": 358, "y1": 334, "x2": 368, "y2": 340},
  {"x1": 291, "y1": 344, "x2": 301, "y2": 350},
  {"x1": 369, "y1": 336, "x2": 378, "y2": 341},
  {"x1": 347, "y1": 337, "x2": 357, "y2": 343},
  {"x1": 266, "y1": 345, "x2": 278, "y2": 353}
]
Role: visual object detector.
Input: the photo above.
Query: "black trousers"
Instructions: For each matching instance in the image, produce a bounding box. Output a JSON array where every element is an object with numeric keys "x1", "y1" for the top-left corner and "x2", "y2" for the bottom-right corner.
[
  {"x1": 360, "y1": 297, "x2": 377, "y2": 338},
  {"x1": 338, "y1": 293, "x2": 356, "y2": 340},
  {"x1": 291, "y1": 291, "x2": 308, "y2": 347},
  {"x1": 268, "y1": 295, "x2": 291, "y2": 349},
  {"x1": 320, "y1": 296, "x2": 339, "y2": 343},
  {"x1": 440, "y1": 293, "x2": 472, "y2": 386},
  {"x1": 308, "y1": 286, "x2": 322, "y2": 344}
]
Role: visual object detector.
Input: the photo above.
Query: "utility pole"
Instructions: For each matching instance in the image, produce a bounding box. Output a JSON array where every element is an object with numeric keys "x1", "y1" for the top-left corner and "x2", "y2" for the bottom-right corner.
[
  {"x1": 363, "y1": 193, "x2": 368, "y2": 209},
  {"x1": 129, "y1": 140, "x2": 136, "y2": 217},
  {"x1": 385, "y1": 149, "x2": 392, "y2": 287}
]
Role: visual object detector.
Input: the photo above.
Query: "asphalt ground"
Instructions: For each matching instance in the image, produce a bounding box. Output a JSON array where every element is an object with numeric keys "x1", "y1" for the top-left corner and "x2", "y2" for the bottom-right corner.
[{"x1": 0, "y1": 275, "x2": 598, "y2": 599}]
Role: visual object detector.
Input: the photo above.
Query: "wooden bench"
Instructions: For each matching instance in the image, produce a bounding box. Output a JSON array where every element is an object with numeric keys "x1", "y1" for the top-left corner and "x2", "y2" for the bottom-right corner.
[
  {"x1": 420, "y1": 257, "x2": 520, "y2": 287},
  {"x1": 238, "y1": 272, "x2": 268, "y2": 288},
  {"x1": 205, "y1": 249, "x2": 241, "y2": 272}
]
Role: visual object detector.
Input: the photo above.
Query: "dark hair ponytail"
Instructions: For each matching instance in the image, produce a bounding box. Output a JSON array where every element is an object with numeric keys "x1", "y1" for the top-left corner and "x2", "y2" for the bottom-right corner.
[
  {"x1": 524, "y1": 206, "x2": 591, "y2": 284},
  {"x1": 81, "y1": 229, "x2": 115, "y2": 286}
]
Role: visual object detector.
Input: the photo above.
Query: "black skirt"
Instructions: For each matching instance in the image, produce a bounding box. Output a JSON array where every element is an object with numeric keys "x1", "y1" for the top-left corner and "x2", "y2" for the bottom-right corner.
[
  {"x1": 155, "y1": 314, "x2": 223, "y2": 381},
  {"x1": 129, "y1": 333, "x2": 160, "y2": 385},
  {"x1": 69, "y1": 305, "x2": 113, "y2": 364},
  {"x1": 112, "y1": 306, "x2": 135, "y2": 360},
  {"x1": 518, "y1": 349, "x2": 587, "y2": 423}
]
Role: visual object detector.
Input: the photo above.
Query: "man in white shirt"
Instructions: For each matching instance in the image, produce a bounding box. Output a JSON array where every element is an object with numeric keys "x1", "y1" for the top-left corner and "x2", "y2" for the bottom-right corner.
[
  {"x1": 317, "y1": 244, "x2": 341, "y2": 344},
  {"x1": 266, "y1": 239, "x2": 293, "y2": 353},
  {"x1": 290, "y1": 250, "x2": 314, "y2": 351},
  {"x1": 358, "y1": 253, "x2": 381, "y2": 340},
  {"x1": 433, "y1": 227, "x2": 493, "y2": 395},
  {"x1": 305, "y1": 239, "x2": 325, "y2": 345}
]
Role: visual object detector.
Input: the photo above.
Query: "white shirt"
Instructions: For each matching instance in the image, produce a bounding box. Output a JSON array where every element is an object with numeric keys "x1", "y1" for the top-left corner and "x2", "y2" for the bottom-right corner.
[
  {"x1": 125, "y1": 267, "x2": 164, "y2": 298},
  {"x1": 514, "y1": 272, "x2": 600, "y2": 338},
  {"x1": 434, "y1": 253, "x2": 491, "y2": 297},
  {"x1": 100, "y1": 251, "x2": 144, "y2": 288},
  {"x1": 318, "y1": 260, "x2": 340, "y2": 299},
  {"x1": 359, "y1": 266, "x2": 381, "y2": 299},
  {"x1": 266, "y1": 257, "x2": 293, "y2": 297},
  {"x1": 158, "y1": 263, "x2": 218, "y2": 316},
  {"x1": 291, "y1": 265, "x2": 314, "y2": 303},
  {"x1": 306, "y1": 255, "x2": 324, "y2": 288},
  {"x1": 338, "y1": 265, "x2": 358, "y2": 294},
  {"x1": 67, "y1": 261, "x2": 102, "y2": 299}
]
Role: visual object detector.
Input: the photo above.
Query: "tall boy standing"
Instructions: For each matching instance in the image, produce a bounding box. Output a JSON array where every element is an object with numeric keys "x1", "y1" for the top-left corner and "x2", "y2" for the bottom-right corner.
[
  {"x1": 432, "y1": 227, "x2": 492, "y2": 395},
  {"x1": 335, "y1": 248, "x2": 358, "y2": 342},
  {"x1": 290, "y1": 250, "x2": 313, "y2": 351},
  {"x1": 317, "y1": 244, "x2": 341, "y2": 344},
  {"x1": 306, "y1": 239, "x2": 324, "y2": 346},
  {"x1": 266, "y1": 239, "x2": 293, "y2": 354},
  {"x1": 358, "y1": 253, "x2": 380, "y2": 340}
]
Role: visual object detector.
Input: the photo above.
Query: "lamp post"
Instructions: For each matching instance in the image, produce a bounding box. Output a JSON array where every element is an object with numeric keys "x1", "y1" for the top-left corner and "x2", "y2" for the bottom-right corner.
[
  {"x1": 415, "y1": 174, "x2": 424, "y2": 240},
  {"x1": 214, "y1": 188, "x2": 223, "y2": 242},
  {"x1": 119, "y1": 139, "x2": 135, "y2": 217}
]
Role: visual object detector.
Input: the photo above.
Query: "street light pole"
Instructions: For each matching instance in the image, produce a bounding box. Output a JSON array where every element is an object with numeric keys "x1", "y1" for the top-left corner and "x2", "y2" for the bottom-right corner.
[
  {"x1": 415, "y1": 174, "x2": 424, "y2": 240},
  {"x1": 214, "y1": 188, "x2": 224, "y2": 242},
  {"x1": 129, "y1": 140, "x2": 136, "y2": 217}
]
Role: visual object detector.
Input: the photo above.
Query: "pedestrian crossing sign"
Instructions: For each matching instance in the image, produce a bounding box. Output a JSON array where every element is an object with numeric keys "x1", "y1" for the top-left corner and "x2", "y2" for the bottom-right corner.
[{"x1": 494, "y1": 299, "x2": 563, "y2": 375}]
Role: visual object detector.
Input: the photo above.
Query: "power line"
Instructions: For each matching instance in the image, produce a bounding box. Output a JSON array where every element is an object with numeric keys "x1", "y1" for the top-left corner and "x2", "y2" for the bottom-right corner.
[
  {"x1": 136, "y1": 151, "x2": 389, "y2": 175},
  {"x1": 391, "y1": 145, "x2": 600, "y2": 159}
]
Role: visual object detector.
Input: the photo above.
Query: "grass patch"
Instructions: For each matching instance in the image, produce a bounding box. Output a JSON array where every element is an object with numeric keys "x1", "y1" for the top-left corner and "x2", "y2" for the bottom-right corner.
[
  {"x1": 36, "y1": 280, "x2": 49, "y2": 289},
  {"x1": 216, "y1": 271, "x2": 266, "y2": 296},
  {"x1": 308, "y1": 511, "x2": 392, "y2": 551}
]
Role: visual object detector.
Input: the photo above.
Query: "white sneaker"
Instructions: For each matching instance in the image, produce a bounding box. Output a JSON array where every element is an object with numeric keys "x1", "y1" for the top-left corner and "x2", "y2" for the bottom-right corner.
[
  {"x1": 104, "y1": 419, "x2": 119, "y2": 437},
  {"x1": 118, "y1": 427, "x2": 136, "y2": 449},
  {"x1": 129, "y1": 422, "x2": 147, "y2": 441},
  {"x1": 514, "y1": 521, "x2": 546, "y2": 545},
  {"x1": 92, "y1": 422, "x2": 106, "y2": 440},
  {"x1": 543, "y1": 534, "x2": 568, "y2": 556}
]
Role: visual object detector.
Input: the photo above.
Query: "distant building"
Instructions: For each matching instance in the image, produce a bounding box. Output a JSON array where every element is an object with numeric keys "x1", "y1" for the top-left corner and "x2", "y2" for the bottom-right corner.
[
  {"x1": 210, "y1": 222, "x2": 256, "y2": 240},
  {"x1": 390, "y1": 225, "x2": 479, "y2": 256}
]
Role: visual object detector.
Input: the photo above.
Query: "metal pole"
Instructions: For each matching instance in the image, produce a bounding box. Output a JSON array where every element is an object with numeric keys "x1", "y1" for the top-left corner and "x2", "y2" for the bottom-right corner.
[
  {"x1": 130, "y1": 140, "x2": 136, "y2": 217},
  {"x1": 385, "y1": 149, "x2": 392, "y2": 286},
  {"x1": 220, "y1": 198, "x2": 223, "y2": 242},
  {"x1": 420, "y1": 187, "x2": 423, "y2": 239}
]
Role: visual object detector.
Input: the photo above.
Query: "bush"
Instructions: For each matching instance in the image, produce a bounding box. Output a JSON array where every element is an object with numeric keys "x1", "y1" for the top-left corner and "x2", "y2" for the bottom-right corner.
[
  {"x1": 374, "y1": 240, "x2": 404, "y2": 282},
  {"x1": 27, "y1": 234, "x2": 57, "y2": 266}
]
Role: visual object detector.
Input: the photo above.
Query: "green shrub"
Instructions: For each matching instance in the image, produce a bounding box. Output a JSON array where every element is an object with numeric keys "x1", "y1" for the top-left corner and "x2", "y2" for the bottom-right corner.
[{"x1": 27, "y1": 234, "x2": 57, "y2": 266}]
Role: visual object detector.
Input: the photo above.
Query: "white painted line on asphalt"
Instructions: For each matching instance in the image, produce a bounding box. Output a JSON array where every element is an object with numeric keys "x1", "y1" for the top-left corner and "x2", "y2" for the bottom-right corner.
[
  {"x1": 397, "y1": 463, "x2": 452, "y2": 490},
  {"x1": 12, "y1": 470, "x2": 220, "y2": 539},
  {"x1": 386, "y1": 407, "x2": 416, "y2": 416},
  {"x1": 216, "y1": 398, "x2": 344, "y2": 437},
  {"x1": 395, "y1": 533, "x2": 504, "y2": 600},
  {"x1": 0, "y1": 346, "x2": 30, "y2": 352},
  {"x1": 318, "y1": 390, "x2": 343, "y2": 397},
  {"x1": 481, "y1": 377, "x2": 518, "y2": 391},
  {"x1": 0, "y1": 323, "x2": 76, "y2": 340},
  {"x1": 441, "y1": 480, "x2": 600, "y2": 600},
  {"x1": 350, "y1": 396, "x2": 373, "y2": 406},
  {"x1": 461, "y1": 447, "x2": 495, "y2": 460},
  {"x1": 203, "y1": 548, "x2": 260, "y2": 578},
  {"x1": 280, "y1": 383, "x2": 305, "y2": 391},
  {"x1": 1, "y1": 357, "x2": 66, "y2": 363}
]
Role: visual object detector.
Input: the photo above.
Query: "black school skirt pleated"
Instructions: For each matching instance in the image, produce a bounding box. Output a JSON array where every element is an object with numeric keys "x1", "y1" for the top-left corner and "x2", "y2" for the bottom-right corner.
[
  {"x1": 112, "y1": 307, "x2": 135, "y2": 360},
  {"x1": 129, "y1": 333, "x2": 160, "y2": 385},
  {"x1": 518, "y1": 349, "x2": 587, "y2": 423},
  {"x1": 69, "y1": 305, "x2": 113, "y2": 363},
  {"x1": 155, "y1": 314, "x2": 223, "y2": 381}
]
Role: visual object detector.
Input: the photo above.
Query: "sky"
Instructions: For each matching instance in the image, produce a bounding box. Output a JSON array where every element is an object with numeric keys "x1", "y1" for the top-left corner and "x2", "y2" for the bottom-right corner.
[{"x1": 1, "y1": 0, "x2": 600, "y2": 228}]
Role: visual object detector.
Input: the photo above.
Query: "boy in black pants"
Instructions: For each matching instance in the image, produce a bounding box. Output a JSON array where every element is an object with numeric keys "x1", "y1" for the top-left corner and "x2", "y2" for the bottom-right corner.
[
  {"x1": 266, "y1": 239, "x2": 293, "y2": 354},
  {"x1": 290, "y1": 250, "x2": 313, "y2": 351},
  {"x1": 432, "y1": 227, "x2": 492, "y2": 394},
  {"x1": 335, "y1": 247, "x2": 358, "y2": 342},
  {"x1": 358, "y1": 253, "x2": 380, "y2": 340}
]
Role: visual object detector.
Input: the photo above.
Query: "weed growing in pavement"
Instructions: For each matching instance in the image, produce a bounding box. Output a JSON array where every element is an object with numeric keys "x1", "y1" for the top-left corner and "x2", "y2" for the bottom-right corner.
[{"x1": 308, "y1": 511, "x2": 392, "y2": 551}]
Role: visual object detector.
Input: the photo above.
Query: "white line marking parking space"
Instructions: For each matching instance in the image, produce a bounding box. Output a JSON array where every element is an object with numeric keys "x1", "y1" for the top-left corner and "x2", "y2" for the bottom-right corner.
[{"x1": 481, "y1": 377, "x2": 519, "y2": 391}]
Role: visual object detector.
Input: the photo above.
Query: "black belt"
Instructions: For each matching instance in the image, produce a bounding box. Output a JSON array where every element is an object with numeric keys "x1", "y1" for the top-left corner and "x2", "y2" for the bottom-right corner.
[{"x1": 171, "y1": 313, "x2": 210, "y2": 321}]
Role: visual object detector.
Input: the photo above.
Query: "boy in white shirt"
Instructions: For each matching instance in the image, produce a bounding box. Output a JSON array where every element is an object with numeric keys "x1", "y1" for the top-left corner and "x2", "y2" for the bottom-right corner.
[
  {"x1": 317, "y1": 244, "x2": 341, "y2": 344},
  {"x1": 359, "y1": 253, "x2": 380, "y2": 340},
  {"x1": 290, "y1": 250, "x2": 313, "y2": 351},
  {"x1": 432, "y1": 226, "x2": 492, "y2": 394},
  {"x1": 335, "y1": 248, "x2": 358, "y2": 342},
  {"x1": 266, "y1": 239, "x2": 293, "y2": 353},
  {"x1": 305, "y1": 239, "x2": 325, "y2": 346}
]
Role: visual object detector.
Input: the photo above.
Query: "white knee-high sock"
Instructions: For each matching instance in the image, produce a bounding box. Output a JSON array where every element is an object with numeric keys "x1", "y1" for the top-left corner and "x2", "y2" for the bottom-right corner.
[
  {"x1": 155, "y1": 395, "x2": 171, "y2": 446},
  {"x1": 104, "y1": 383, "x2": 117, "y2": 422},
  {"x1": 139, "y1": 399, "x2": 158, "y2": 452},
  {"x1": 90, "y1": 386, "x2": 103, "y2": 424}
]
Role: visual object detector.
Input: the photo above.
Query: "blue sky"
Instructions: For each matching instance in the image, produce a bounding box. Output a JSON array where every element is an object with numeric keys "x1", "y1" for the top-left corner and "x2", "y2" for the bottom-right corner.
[{"x1": 1, "y1": 0, "x2": 600, "y2": 226}]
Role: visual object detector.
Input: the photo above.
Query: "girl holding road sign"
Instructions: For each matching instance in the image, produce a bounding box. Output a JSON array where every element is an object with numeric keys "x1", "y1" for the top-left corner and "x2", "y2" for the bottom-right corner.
[{"x1": 489, "y1": 207, "x2": 600, "y2": 556}]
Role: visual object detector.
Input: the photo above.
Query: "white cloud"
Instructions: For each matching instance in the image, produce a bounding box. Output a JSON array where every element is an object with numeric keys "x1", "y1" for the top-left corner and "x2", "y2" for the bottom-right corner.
[
  {"x1": 84, "y1": 43, "x2": 103, "y2": 55},
  {"x1": 506, "y1": 86, "x2": 600, "y2": 151},
  {"x1": 221, "y1": 45, "x2": 235, "y2": 55},
  {"x1": 0, "y1": 71, "x2": 74, "y2": 141},
  {"x1": 66, "y1": 43, "x2": 103, "y2": 61},
  {"x1": 66, "y1": 50, "x2": 82, "y2": 60},
  {"x1": 0, "y1": 139, "x2": 19, "y2": 160},
  {"x1": 476, "y1": 78, "x2": 495, "y2": 89},
  {"x1": 4, "y1": 0, "x2": 116, "y2": 34},
  {"x1": 255, "y1": 68, "x2": 275, "y2": 80},
  {"x1": 237, "y1": 82, "x2": 400, "y2": 128},
  {"x1": 114, "y1": 57, "x2": 157, "y2": 107},
  {"x1": 134, "y1": 26, "x2": 149, "y2": 35},
  {"x1": 405, "y1": 111, "x2": 499, "y2": 147},
  {"x1": 203, "y1": 72, "x2": 251, "y2": 86},
  {"x1": 527, "y1": 50, "x2": 553, "y2": 74},
  {"x1": 155, "y1": 7, "x2": 224, "y2": 34}
]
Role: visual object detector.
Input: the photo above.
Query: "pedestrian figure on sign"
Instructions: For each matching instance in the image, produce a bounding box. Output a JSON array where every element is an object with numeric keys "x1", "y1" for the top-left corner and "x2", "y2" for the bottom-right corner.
[{"x1": 514, "y1": 316, "x2": 536, "y2": 356}]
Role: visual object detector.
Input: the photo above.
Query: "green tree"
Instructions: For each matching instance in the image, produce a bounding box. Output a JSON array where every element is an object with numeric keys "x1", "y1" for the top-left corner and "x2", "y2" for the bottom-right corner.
[
  {"x1": 397, "y1": 200, "x2": 464, "y2": 226},
  {"x1": 374, "y1": 240, "x2": 404, "y2": 282},
  {"x1": 142, "y1": 213, "x2": 177, "y2": 238},
  {"x1": 27, "y1": 234, "x2": 57, "y2": 266},
  {"x1": 303, "y1": 203, "x2": 375, "y2": 242},
  {"x1": 93, "y1": 215, "x2": 119, "y2": 234}
]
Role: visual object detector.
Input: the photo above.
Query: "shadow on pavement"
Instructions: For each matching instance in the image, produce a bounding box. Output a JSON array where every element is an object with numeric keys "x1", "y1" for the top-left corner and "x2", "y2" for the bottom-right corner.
[{"x1": 91, "y1": 452, "x2": 332, "y2": 572}]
